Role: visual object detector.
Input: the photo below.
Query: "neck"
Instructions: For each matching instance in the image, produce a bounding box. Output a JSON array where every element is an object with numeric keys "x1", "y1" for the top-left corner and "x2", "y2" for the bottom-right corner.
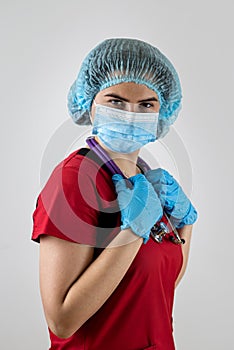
[{"x1": 89, "y1": 136, "x2": 141, "y2": 178}]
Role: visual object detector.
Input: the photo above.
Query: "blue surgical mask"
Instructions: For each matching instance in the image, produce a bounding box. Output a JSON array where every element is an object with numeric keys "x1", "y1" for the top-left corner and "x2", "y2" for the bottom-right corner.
[{"x1": 92, "y1": 104, "x2": 159, "y2": 153}]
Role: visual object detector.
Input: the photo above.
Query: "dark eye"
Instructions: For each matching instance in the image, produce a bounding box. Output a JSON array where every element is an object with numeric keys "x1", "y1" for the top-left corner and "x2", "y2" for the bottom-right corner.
[
  {"x1": 107, "y1": 99, "x2": 125, "y2": 109},
  {"x1": 108, "y1": 99, "x2": 123, "y2": 105},
  {"x1": 140, "y1": 102, "x2": 153, "y2": 109}
]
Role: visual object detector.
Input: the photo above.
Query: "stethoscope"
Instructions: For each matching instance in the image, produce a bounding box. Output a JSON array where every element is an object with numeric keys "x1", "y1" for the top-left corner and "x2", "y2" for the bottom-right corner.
[{"x1": 86, "y1": 136, "x2": 185, "y2": 245}]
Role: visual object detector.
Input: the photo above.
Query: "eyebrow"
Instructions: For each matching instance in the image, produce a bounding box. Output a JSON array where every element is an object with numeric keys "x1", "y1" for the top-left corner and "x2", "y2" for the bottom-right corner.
[{"x1": 104, "y1": 93, "x2": 158, "y2": 103}]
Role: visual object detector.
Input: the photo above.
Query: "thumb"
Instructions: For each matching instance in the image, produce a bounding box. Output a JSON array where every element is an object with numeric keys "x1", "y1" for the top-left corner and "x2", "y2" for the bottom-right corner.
[
  {"x1": 112, "y1": 174, "x2": 130, "y2": 193},
  {"x1": 112, "y1": 174, "x2": 124, "y2": 184}
]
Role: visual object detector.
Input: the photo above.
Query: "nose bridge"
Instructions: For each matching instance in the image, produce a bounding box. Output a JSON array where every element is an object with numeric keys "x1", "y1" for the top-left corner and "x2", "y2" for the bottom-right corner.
[{"x1": 125, "y1": 102, "x2": 138, "y2": 112}]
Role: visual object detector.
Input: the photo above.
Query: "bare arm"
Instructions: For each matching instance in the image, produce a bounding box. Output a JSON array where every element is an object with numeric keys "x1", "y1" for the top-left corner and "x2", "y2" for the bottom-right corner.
[
  {"x1": 175, "y1": 224, "x2": 193, "y2": 288},
  {"x1": 40, "y1": 230, "x2": 142, "y2": 339}
]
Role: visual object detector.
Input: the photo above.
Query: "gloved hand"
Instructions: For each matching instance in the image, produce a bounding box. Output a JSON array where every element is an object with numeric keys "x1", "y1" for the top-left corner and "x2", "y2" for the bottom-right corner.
[
  {"x1": 145, "y1": 168, "x2": 198, "y2": 228},
  {"x1": 112, "y1": 173, "x2": 163, "y2": 243}
]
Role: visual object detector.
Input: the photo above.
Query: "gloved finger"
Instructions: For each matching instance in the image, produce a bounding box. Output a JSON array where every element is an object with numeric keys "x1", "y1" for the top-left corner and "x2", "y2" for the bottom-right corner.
[
  {"x1": 145, "y1": 168, "x2": 167, "y2": 184},
  {"x1": 130, "y1": 175, "x2": 158, "y2": 200},
  {"x1": 128, "y1": 173, "x2": 146, "y2": 184},
  {"x1": 112, "y1": 174, "x2": 132, "y2": 194},
  {"x1": 128, "y1": 175, "x2": 156, "y2": 207},
  {"x1": 112, "y1": 174, "x2": 124, "y2": 184},
  {"x1": 128, "y1": 174, "x2": 150, "y2": 192}
]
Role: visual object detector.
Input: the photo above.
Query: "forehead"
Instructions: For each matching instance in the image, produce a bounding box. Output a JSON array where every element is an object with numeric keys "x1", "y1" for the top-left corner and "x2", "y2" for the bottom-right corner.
[{"x1": 96, "y1": 82, "x2": 159, "y2": 102}]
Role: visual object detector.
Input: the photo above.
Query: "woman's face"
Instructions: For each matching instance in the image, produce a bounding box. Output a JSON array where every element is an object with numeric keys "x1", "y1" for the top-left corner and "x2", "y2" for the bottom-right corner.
[{"x1": 90, "y1": 82, "x2": 160, "y2": 122}]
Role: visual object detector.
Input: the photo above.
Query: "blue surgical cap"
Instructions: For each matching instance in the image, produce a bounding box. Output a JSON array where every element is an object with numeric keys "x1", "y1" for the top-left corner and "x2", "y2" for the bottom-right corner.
[{"x1": 67, "y1": 38, "x2": 182, "y2": 139}]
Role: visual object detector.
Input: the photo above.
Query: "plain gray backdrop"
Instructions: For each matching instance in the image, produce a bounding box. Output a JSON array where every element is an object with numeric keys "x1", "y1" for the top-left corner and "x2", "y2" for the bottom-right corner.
[{"x1": 1, "y1": 0, "x2": 233, "y2": 349}]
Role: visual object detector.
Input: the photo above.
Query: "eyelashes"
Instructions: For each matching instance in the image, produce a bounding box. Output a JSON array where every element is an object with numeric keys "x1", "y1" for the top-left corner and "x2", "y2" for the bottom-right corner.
[{"x1": 107, "y1": 99, "x2": 155, "y2": 110}]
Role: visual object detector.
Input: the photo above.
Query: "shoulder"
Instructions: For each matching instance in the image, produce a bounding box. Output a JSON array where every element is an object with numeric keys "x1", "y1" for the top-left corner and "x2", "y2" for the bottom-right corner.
[
  {"x1": 61, "y1": 148, "x2": 112, "y2": 181},
  {"x1": 36, "y1": 147, "x2": 117, "y2": 212},
  {"x1": 41, "y1": 148, "x2": 106, "y2": 191}
]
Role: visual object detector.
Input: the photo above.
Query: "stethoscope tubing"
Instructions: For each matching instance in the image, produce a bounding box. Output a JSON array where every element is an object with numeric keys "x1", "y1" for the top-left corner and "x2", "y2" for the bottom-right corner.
[{"x1": 86, "y1": 136, "x2": 185, "y2": 245}]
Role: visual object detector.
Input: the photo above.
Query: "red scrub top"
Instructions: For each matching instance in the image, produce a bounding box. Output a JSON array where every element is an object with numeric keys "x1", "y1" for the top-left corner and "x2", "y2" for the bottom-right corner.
[{"x1": 32, "y1": 148, "x2": 183, "y2": 350}]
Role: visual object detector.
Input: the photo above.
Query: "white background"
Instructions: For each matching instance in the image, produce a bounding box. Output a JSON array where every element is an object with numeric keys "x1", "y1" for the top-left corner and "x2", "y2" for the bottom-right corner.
[{"x1": 1, "y1": 0, "x2": 233, "y2": 349}]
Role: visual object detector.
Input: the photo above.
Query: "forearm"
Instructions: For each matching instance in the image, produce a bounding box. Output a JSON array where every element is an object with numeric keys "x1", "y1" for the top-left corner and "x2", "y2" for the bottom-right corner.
[
  {"x1": 51, "y1": 229, "x2": 142, "y2": 338},
  {"x1": 175, "y1": 224, "x2": 193, "y2": 288}
]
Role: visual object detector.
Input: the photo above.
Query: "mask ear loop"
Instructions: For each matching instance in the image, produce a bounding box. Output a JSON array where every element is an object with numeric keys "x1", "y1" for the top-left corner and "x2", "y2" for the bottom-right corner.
[{"x1": 89, "y1": 100, "x2": 97, "y2": 124}]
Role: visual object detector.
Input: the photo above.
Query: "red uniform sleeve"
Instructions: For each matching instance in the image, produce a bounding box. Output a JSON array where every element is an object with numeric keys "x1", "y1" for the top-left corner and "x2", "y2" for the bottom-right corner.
[{"x1": 32, "y1": 162, "x2": 102, "y2": 246}]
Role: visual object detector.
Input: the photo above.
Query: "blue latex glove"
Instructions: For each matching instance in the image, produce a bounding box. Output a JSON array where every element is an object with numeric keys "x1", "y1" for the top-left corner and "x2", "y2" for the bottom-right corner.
[
  {"x1": 145, "y1": 168, "x2": 198, "y2": 228},
  {"x1": 112, "y1": 173, "x2": 163, "y2": 243}
]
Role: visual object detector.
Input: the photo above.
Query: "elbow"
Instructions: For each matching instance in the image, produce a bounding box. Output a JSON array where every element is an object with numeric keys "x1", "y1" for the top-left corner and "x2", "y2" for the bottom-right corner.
[
  {"x1": 50, "y1": 325, "x2": 74, "y2": 339},
  {"x1": 49, "y1": 320, "x2": 78, "y2": 339},
  {"x1": 47, "y1": 313, "x2": 82, "y2": 339},
  {"x1": 42, "y1": 298, "x2": 86, "y2": 338}
]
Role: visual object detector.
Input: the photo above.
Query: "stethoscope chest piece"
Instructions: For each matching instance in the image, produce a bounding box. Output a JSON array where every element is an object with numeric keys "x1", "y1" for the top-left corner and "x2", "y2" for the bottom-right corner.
[
  {"x1": 150, "y1": 221, "x2": 170, "y2": 243},
  {"x1": 150, "y1": 215, "x2": 185, "y2": 245}
]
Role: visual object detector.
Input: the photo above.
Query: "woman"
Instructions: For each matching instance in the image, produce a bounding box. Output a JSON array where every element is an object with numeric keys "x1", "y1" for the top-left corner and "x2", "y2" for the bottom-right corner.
[{"x1": 32, "y1": 38, "x2": 197, "y2": 350}]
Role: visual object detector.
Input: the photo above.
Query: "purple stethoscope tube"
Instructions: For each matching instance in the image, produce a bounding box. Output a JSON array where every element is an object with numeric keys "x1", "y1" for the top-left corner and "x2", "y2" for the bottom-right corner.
[{"x1": 86, "y1": 136, "x2": 185, "y2": 245}]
